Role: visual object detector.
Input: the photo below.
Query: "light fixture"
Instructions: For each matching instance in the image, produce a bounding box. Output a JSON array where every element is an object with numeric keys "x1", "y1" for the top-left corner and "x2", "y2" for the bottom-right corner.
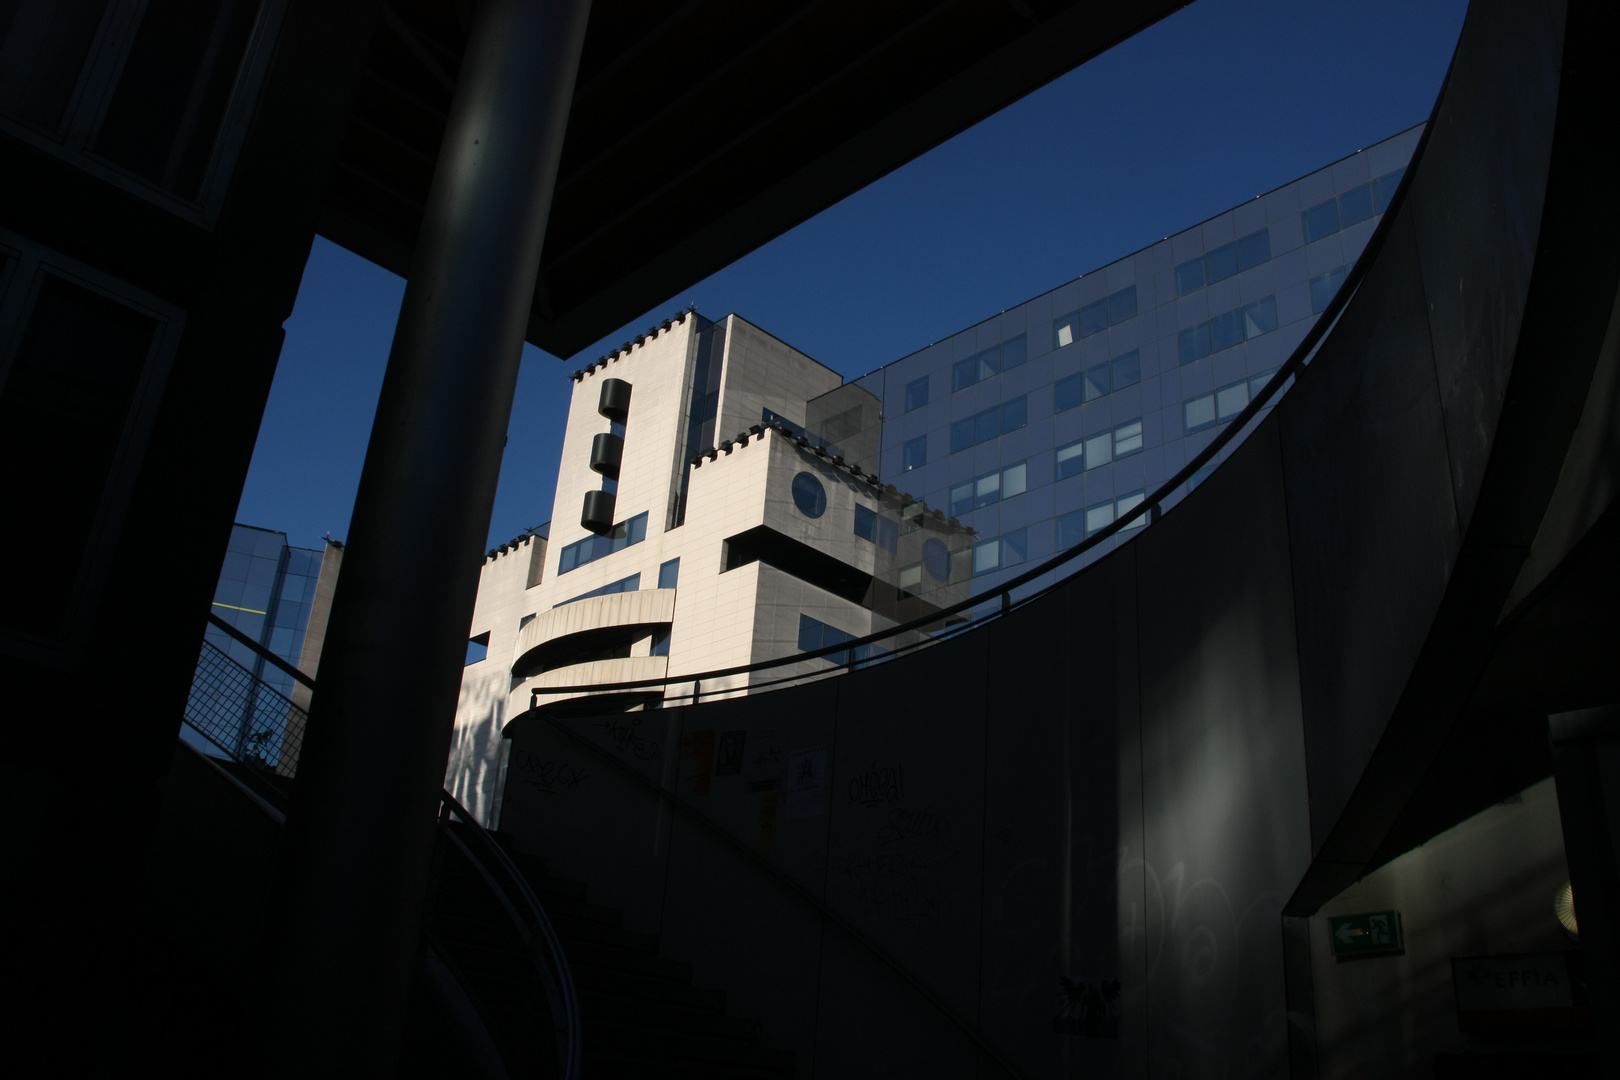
[{"x1": 1555, "y1": 880, "x2": 1578, "y2": 939}]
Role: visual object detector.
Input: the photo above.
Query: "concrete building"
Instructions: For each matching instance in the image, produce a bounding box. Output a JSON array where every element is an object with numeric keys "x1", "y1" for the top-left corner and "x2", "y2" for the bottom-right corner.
[{"x1": 447, "y1": 125, "x2": 1422, "y2": 819}]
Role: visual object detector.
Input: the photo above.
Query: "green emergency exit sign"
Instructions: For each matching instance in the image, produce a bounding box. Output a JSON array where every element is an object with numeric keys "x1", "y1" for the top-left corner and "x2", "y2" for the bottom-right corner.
[{"x1": 1329, "y1": 910, "x2": 1404, "y2": 960}]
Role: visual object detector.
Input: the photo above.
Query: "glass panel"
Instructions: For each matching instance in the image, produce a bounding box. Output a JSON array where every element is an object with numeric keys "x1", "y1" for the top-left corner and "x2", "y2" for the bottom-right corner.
[
  {"x1": 976, "y1": 405, "x2": 1000, "y2": 444},
  {"x1": 0, "y1": 0, "x2": 108, "y2": 131},
  {"x1": 649, "y1": 629, "x2": 671, "y2": 657},
  {"x1": 1244, "y1": 296, "x2": 1279, "y2": 338},
  {"x1": 973, "y1": 538, "x2": 1000, "y2": 575},
  {"x1": 898, "y1": 564, "x2": 922, "y2": 594},
  {"x1": 1216, "y1": 381, "x2": 1249, "y2": 420},
  {"x1": 1209, "y1": 309, "x2": 1244, "y2": 353},
  {"x1": 854, "y1": 504, "x2": 877, "y2": 541},
  {"x1": 1085, "y1": 501, "x2": 1115, "y2": 536},
  {"x1": 1055, "y1": 440, "x2": 1083, "y2": 480},
  {"x1": 1114, "y1": 419, "x2": 1143, "y2": 457},
  {"x1": 977, "y1": 347, "x2": 1001, "y2": 381},
  {"x1": 1302, "y1": 198, "x2": 1340, "y2": 243},
  {"x1": 974, "y1": 471, "x2": 1000, "y2": 508},
  {"x1": 1001, "y1": 395, "x2": 1027, "y2": 432},
  {"x1": 1310, "y1": 266, "x2": 1347, "y2": 314},
  {"x1": 1117, "y1": 491, "x2": 1147, "y2": 529},
  {"x1": 952, "y1": 356, "x2": 979, "y2": 391},
  {"x1": 466, "y1": 637, "x2": 488, "y2": 665},
  {"x1": 1236, "y1": 228, "x2": 1271, "y2": 270},
  {"x1": 1108, "y1": 286, "x2": 1137, "y2": 324},
  {"x1": 1001, "y1": 528, "x2": 1027, "y2": 567},
  {"x1": 1204, "y1": 242, "x2": 1238, "y2": 284},
  {"x1": 1184, "y1": 393, "x2": 1216, "y2": 432},
  {"x1": 1179, "y1": 324, "x2": 1210, "y2": 364},
  {"x1": 1001, "y1": 333, "x2": 1027, "y2": 368},
  {"x1": 1079, "y1": 298, "x2": 1109, "y2": 338},
  {"x1": 950, "y1": 481, "x2": 973, "y2": 517},
  {"x1": 1054, "y1": 372, "x2": 1084, "y2": 413},
  {"x1": 1084, "y1": 363, "x2": 1110, "y2": 401},
  {"x1": 876, "y1": 515, "x2": 898, "y2": 553},
  {"x1": 1373, "y1": 167, "x2": 1406, "y2": 213},
  {"x1": 1338, "y1": 182, "x2": 1375, "y2": 227},
  {"x1": 1056, "y1": 509, "x2": 1084, "y2": 549},
  {"x1": 1053, "y1": 312, "x2": 1078, "y2": 350},
  {"x1": 1002, "y1": 461, "x2": 1027, "y2": 499},
  {"x1": 950, "y1": 417, "x2": 976, "y2": 453},
  {"x1": 1112, "y1": 350, "x2": 1140, "y2": 387},
  {"x1": 1175, "y1": 258, "x2": 1205, "y2": 296},
  {"x1": 1084, "y1": 431, "x2": 1112, "y2": 470},
  {"x1": 797, "y1": 614, "x2": 821, "y2": 652},
  {"x1": 905, "y1": 376, "x2": 928, "y2": 411},
  {"x1": 902, "y1": 435, "x2": 927, "y2": 471},
  {"x1": 1250, "y1": 368, "x2": 1278, "y2": 399}
]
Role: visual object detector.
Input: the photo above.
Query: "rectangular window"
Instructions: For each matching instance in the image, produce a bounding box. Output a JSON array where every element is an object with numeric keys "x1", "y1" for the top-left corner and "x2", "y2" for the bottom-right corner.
[
  {"x1": 1054, "y1": 372, "x2": 1084, "y2": 413},
  {"x1": 1338, "y1": 182, "x2": 1375, "y2": 227},
  {"x1": 1114, "y1": 418, "x2": 1143, "y2": 457},
  {"x1": 974, "y1": 470, "x2": 1000, "y2": 509},
  {"x1": 1310, "y1": 265, "x2": 1348, "y2": 314},
  {"x1": 1079, "y1": 297, "x2": 1109, "y2": 338},
  {"x1": 950, "y1": 416, "x2": 976, "y2": 454},
  {"x1": 952, "y1": 356, "x2": 979, "y2": 392},
  {"x1": 1204, "y1": 241, "x2": 1238, "y2": 284},
  {"x1": 1117, "y1": 490, "x2": 1147, "y2": 530},
  {"x1": 1001, "y1": 528, "x2": 1027, "y2": 568},
  {"x1": 1055, "y1": 439, "x2": 1084, "y2": 481},
  {"x1": 905, "y1": 376, "x2": 929, "y2": 411},
  {"x1": 1236, "y1": 228, "x2": 1271, "y2": 271},
  {"x1": 1084, "y1": 362, "x2": 1110, "y2": 402},
  {"x1": 1057, "y1": 508, "x2": 1085, "y2": 549},
  {"x1": 466, "y1": 633, "x2": 490, "y2": 666},
  {"x1": 649, "y1": 629, "x2": 671, "y2": 657},
  {"x1": 898, "y1": 563, "x2": 922, "y2": 598},
  {"x1": 1184, "y1": 393, "x2": 1217, "y2": 433},
  {"x1": 658, "y1": 558, "x2": 681, "y2": 589},
  {"x1": 1179, "y1": 324, "x2": 1211, "y2": 364},
  {"x1": 975, "y1": 404, "x2": 1001, "y2": 444},
  {"x1": 1054, "y1": 311, "x2": 1079, "y2": 350},
  {"x1": 1373, "y1": 167, "x2": 1405, "y2": 213},
  {"x1": 902, "y1": 434, "x2": 927, "y2": 471},
  {"x1": 1243, "y1": 296, "x2": 1278, "y2": 338},
  {"x1": 557, "y1": 511, "x2": 648, "y2": 574},
  {"x1": 1303, "y1": 198, "x2": 1340, "y2": 244},
  {"x1": 1001, "y1": 333, "x2": 1028, "y2": 369},
  {"x1": 1002, "y1": 461, "x2": 1027, "y2": 499},
  {"x1": 520, "y1": 613, "x2": 536, "y2": 629},
  {"x1": 973, "y1": 537, "x2": 1000, "y2": 576},
  {"x1": 1216, "y1": 380, "x2": 1249, "y2": 421},
  {"x1": 1001, "y1": 395, "x2": 1027, "y2": 432},
  {"x1": 1112, "y1": 349, "x2": 1140, "y2": 388},
  {"x1": 1084, "y1": 431, "x2": 1112, "y2": 470},
  {"x1": 949, "y1": 479, "x2": 973, "y2": 518},
  {"x1": 1108, "y1": 286, "x2": 1137, "y2": 325},
  {"x1": 556, "y1": 572, "x2": 642, "y2": 606},
  {"x1": 1085, "y1": 500, "x2": 1115, "y2": 536},
  {"x1": 1249, "y1": 367, "x2": 1278, "y2": 399},
  {"x1": 797, "y1": 613, "x2": 856, "y2": 665},
  {"x1": 1209, "y1": 309, "x2": 1245, "y2": 353},
  {"x1": 1175, "y1": 258, "x2": 1205, "y2": 297},
  {"x1": 854, "y1": 505, "x2": 898, "y2": 552}
]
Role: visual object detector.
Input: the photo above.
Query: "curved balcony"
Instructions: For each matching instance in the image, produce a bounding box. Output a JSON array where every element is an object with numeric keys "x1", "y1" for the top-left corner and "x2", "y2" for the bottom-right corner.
[
  {"x1": 512, "y1": 588, "x2": 676, "y2": 678},
  {"x1": 518, "y1": 655, "x2": 670, "y2": 717}
]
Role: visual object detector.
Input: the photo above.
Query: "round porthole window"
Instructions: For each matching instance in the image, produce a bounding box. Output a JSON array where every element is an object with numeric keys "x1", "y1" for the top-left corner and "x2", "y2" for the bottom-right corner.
[
  {"x1": 791, "y1": 472, "x2": 826, "y2": 518},
  {"x1": 923, "y1": 538, "x2": 950, "y2": 581}
]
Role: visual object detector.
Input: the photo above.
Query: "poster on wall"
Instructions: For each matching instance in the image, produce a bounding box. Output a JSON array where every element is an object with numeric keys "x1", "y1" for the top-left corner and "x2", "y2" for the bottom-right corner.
[{"x1": 785, "y1": 745, "x2": 826, "y2": 820}]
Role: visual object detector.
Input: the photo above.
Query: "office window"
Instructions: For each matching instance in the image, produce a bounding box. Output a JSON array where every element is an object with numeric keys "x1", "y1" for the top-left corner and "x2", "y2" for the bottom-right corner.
[
  {"x1": 1114, "y1": 418, "x2": 1143, "y2": 458},
  {"x1": 1107, "y1": 286, "x2": 1137, "y2": 325},
  {"x1": 1084, "y1": 363, "x2": 1110, "y2": 402},
  {"x1": 1303, "y1": 198, "x2": 1340, "y2": 244},
  {"x1": 1112, "y1": 349, "x2": 1140, "y2": 388},
  {"x1": 950, "y1": 333, "x2": 1027, "y2": 391},
  {"x1": 1085, "y1": 500, "x2": 1115, "y2": 536},
  {"x1": 898, "y1": 563, "x2": 922, "y2": 599},
  {"x1": 854, "y1": 504, "x2": 898, "y2": 552},
  {"x1": 1175, "y1": 258, "x2": 1205, "y2": 297},
  {"x1": 1184, "y1": 393, "x2": 1217, "y2": 433},
  {"x1": 974, "y1": 470, "x2": 1001, "y2": 509},
  {"x1": 923, "y1": 538, "x2": 951, "y2": 580},
  {"x1": 798, "y1": 613, "x2": 865, "y2": 665},
  {"x1": 1054, "y1": 310, "x2": 1079, "y2": 350},
  {"x1": 1056, "y1": 508, "x2": 1085, "y2": 549},
  {"x1": 902, "y1": 434, "x2": 927, "y2": 471},
  {"x1": 557, "y1": 512, "x2": 648, "y2": 574},
  {"x1": 950, "y1": 416, "x2": 976, "y2": 454},
  {"x1": 556, "y1": 572, "x2": 642, "y2": 607},
  {"x1": 466, "y1": 633, "x2": 489, "y2": 665},
  {"x1": 1209, "y1": 309, "x2": 1244, "y2": 353},
  {"x1": 1179, "y1": 324, "x2": 1211, "y2": 364},
  {"x1": 1056, "y1": 439, "x2": 1084, "y2": 481},
  {"x1": 1310, "y1": 266, "x2": 1348, "y2": 314},
  {"x1": 975, "y1": 404, "x2": 1002, "y2": 444},
  {"x1": 1084, "y1": 430, "x2": 1112, "y2": 470},
  {"x1": 951, "y1": 460, "x2": 1026, "y2": 516},
  {"x1": 1338, "y1": 182, "x2": 1375, "y2": 227},
  {"x1": 1249, "y1": 368, "x2": 1279, "y2": 400},
  {"x1": 649, "y1": 629, "x2": 671, "y2": 657},
  {"x1": 1244, "y1": 296, "x2": 1278, "y2": 337},
  {"x1": 900, "y1": 501, "x2": 924, "y2": 535},
  {"x1": 973, "y1": 537, "x2": 1000, "y2": 576},
  {"x1": 1002, "y1": 333, "x2": 1028, "y2": 368},
  {"x1": 519, "y1": 613, "x2": 536, "y2": 629},
  {"x1": 1205, "y1": 241, "x2": 1239, "y2": 284},
  {"x1": 658, "y1": 558, "x2": 681, "y2": 589},
  {"x1": 948, "y1": 477, "x2": 971, "y2": 517},
  {"x1": 1001, "y1": 528, "x2": 1027, "y2": 569},
  {"x1": 1373, "y1": 167, "x2": 1405, "y2": 212},
  {"x1": 1001, "y1": 395, "x2": 1027, "y2": 432},
  {"x1": 1236, "y1": 229, "x2": 1271, "y2": 270},
  {"x1": 1054, "y1": 372, "x2": 1083, "y2": 413},
  {"x1": 905, "y1": 376, "x2": 929, "y2": 411},
  {"x1": 1079, "y1": 297, "x2": 1109, "y2": 338},
  {"x1": 1117, "y1": 491, "x2": 1147, "y2": 530},
  {"x1": 1002, "y1": 460, "x2": 1027, "y2": 499},
  {"x1": 1216, "y1": 380, "x2": 1249, "y2": 421}
]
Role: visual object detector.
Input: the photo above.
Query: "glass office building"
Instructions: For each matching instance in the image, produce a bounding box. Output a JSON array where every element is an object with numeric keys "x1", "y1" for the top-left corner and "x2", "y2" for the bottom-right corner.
[{"x1": 832, "y1": 125, "x2": 1422, "y2": 607}]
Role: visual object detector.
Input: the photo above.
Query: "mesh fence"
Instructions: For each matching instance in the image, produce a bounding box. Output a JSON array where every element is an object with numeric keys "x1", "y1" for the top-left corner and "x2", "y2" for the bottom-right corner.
[{"x1": 185, "y1": 638, "x2": 307, "y2": 778}]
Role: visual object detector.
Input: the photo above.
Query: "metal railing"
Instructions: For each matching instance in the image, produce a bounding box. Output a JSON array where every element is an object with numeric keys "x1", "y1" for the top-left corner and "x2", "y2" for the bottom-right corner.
[{"x1": 184, "y1": 616, "x2": 580, "y2": 1080}]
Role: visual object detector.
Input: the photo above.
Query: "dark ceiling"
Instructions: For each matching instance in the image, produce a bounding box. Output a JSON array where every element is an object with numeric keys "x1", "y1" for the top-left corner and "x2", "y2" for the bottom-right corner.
[{"x1": 318, "y1": 0, "x2": 1188, "y2": 359}]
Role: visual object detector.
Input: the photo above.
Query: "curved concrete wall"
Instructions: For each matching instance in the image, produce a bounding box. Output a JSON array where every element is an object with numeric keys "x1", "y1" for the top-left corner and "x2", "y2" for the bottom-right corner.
[{"x1": 500, "y1": 3, "x2": 1619, "y2": 1076}]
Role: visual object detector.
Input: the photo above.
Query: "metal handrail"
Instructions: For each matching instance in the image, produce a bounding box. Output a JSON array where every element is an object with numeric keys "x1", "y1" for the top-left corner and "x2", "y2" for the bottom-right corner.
[{"x1": 189, "y1": 620, "x2": 581, "y2": 1079}]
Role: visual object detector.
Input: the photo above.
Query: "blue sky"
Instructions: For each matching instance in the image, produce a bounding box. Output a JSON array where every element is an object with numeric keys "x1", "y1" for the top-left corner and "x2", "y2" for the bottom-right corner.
[{"x1": 238, "y1": 0, "x2": 1468, "y2": 552}]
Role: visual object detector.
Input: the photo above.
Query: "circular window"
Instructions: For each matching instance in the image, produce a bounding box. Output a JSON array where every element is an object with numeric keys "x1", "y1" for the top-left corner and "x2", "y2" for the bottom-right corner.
[
  {"x1": 791, "y1": 472, "x2": 827, "y2": 518},
  {"x1": 923, "y1": 538, "x2": 950, "y2": 581}
]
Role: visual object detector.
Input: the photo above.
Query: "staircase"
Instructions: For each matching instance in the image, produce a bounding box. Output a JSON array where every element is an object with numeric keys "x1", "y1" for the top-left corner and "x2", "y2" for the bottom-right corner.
[{"x1": 461, "y1": 836, "x2": 797, "y2": 1080}]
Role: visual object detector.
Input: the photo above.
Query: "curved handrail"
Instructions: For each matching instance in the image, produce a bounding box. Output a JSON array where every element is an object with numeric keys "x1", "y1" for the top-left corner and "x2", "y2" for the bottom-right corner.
[
  {"x1": 519, "y1": 106, "x2": 1440, "y2": 706},
  {"x1": 192, "y1": 618, "x2": 581, "y2": 1079}
]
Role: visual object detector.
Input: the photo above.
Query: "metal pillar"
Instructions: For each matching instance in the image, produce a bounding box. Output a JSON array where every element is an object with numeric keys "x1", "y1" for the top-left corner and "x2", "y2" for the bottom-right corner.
[{"x1": 261, "y1": 1, "x2": 592, "y2": 1074}]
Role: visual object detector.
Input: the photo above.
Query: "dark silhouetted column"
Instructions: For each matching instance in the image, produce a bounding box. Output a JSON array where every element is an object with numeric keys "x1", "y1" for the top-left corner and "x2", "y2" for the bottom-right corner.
[{"x1": 261, "y1": 1, "x2": 591, "y2": 1074}]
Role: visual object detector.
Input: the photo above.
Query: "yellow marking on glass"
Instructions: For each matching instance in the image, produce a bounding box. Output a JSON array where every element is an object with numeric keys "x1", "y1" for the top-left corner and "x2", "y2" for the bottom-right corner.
[{"x1": 212, "y1": 601, "x2": 268, "y2": 615}]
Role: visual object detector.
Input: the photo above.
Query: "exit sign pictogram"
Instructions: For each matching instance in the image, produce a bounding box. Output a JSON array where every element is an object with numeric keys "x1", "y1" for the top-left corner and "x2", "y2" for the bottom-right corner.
[{"x1": 1328, "y1": 910, "x2": 1404, "y2": 960}]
